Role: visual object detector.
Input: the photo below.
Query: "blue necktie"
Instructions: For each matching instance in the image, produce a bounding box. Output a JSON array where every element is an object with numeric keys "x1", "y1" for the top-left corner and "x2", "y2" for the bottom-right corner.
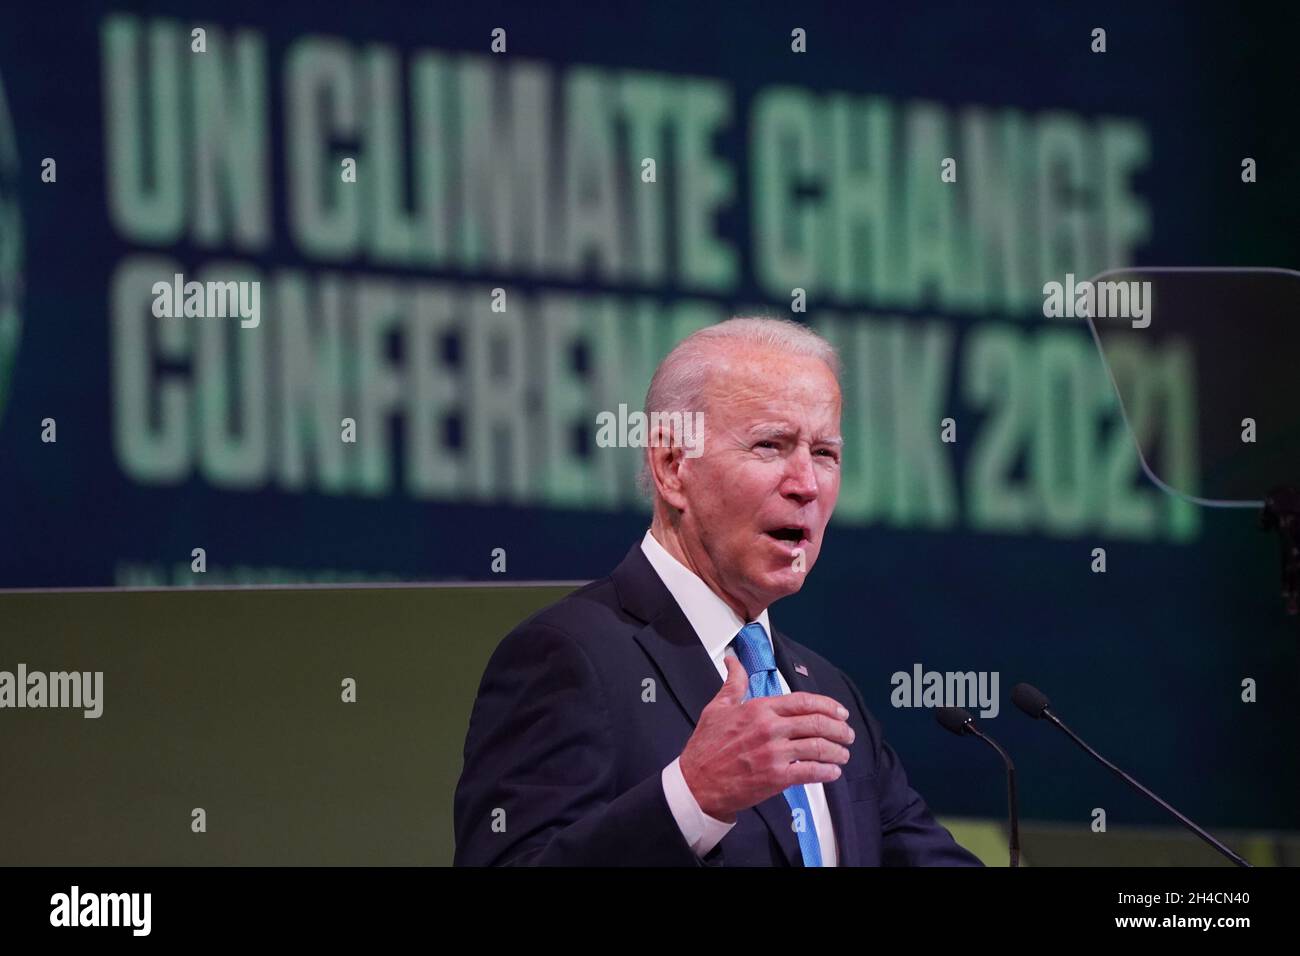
[{"x1": 731, "y1": 621, "x2": 823, "y2": 867}]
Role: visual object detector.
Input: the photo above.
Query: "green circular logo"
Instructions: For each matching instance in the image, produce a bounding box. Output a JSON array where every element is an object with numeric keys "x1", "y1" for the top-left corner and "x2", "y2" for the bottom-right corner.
[{"x1": 0, "y1": 72, "x2": 22, "y2": 427}]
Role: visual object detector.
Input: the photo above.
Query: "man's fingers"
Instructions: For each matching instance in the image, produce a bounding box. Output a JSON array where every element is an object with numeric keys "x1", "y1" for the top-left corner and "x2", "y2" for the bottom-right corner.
[
  {"x1": 717, "y1": 653, "x2": 749, "y2": 701},
  {"x1": 785, "y1": 737, "x2": 851, "y2": 766},
  {"x1": 784, "y1": 760, "x2": 844, "y2": 787},
  {"x1": 767, "y1": 691, "x2": 849, "y2": 720},
  {"x1": 780, "y1": 713, "x2": 855, "y2": 746}
]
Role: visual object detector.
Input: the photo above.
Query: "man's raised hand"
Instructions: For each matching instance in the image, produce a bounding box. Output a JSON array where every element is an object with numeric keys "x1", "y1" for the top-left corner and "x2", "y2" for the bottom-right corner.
[{"x1": 678, "y1": 654, "x2": 854, "y2": 822}]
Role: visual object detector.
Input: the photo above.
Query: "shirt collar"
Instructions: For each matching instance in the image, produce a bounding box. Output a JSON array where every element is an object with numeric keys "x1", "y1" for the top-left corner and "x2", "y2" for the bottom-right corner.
[{"x1": 640, "y1": 528, "x2": 773, "y2": 667}]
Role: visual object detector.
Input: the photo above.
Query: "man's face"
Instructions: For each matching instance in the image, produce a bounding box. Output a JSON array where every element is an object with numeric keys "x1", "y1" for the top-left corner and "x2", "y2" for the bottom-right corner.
[{"x1": 672, "y1": 344, "x2": 842, "y2": 619}]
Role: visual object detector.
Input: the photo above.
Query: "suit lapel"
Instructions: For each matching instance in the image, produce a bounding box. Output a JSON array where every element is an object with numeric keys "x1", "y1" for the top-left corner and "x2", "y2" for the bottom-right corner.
[
  {"x1": 630, "y1": 610, "x2": 722, "y2": 731},
  {"x1": 612, "y1": 546, "x2": 722, "y2": 730}
]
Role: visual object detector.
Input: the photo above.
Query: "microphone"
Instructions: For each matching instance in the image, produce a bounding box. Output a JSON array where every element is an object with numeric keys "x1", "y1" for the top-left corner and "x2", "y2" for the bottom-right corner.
[
  {"x1": 1010, "y1": 683, "x2": 1251, "y2": 867},
  {"x1": 936, "y1": 707, "x2": 1020, "y2": 867}
]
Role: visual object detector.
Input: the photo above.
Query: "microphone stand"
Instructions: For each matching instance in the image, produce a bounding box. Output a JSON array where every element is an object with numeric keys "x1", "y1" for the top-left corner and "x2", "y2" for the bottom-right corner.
[
  {"x1": 966, "y1": 722, "x2": 1021, "y2": 868},
  {"x1": 1043, "y1": 708, "x2": 1251, "y2": 868}
]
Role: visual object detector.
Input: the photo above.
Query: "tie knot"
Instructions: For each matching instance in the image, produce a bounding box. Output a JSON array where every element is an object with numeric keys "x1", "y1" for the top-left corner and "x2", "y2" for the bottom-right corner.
[{"x1": 732, "y1": 621, "x2": 776, "y2": 675}]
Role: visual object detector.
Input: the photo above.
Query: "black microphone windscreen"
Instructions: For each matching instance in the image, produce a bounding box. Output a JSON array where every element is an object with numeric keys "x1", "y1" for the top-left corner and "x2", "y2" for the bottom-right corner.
[
  {"x1": 1011, "y1": 682, "x2": 1051, "y2": 718},
  {"x1": 936, "y1": 706, "x2": 975, "y2": 736}
]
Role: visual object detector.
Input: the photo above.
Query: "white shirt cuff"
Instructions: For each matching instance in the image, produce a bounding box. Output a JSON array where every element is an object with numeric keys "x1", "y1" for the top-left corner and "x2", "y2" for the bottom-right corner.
[{"x1": 662, "y1": 756, "x2": 736, "y2": 857}]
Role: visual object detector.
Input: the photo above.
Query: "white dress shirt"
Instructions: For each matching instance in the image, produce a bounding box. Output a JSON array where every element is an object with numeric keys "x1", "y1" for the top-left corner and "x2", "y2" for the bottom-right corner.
[{"x1": 641, "y1": 529, "x2": 839, "y2": 866}]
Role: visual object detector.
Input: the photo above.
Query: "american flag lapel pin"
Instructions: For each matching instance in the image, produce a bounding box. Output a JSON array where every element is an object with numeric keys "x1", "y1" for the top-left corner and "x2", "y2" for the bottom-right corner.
[{"x1": 795, "y1": 664, "x2": 809, "y2": 676}]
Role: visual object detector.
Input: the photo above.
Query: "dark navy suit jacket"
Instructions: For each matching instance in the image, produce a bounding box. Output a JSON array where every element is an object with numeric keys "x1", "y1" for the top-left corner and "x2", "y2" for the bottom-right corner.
[{"x1": 453, "y1": 543, "x2": 983, "y2": 867}]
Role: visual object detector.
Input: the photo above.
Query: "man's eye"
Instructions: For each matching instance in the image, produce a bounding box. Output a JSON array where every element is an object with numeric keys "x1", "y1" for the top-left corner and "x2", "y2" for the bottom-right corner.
[{"x1": 756, "y1": 440, "x2": 778, "y2": 449}]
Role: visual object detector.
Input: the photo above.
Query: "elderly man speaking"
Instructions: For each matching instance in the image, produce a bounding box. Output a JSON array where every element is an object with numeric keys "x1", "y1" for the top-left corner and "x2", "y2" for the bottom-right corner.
[{"x1": 453, "y1": 317, "x2": 981, "y2": 867}]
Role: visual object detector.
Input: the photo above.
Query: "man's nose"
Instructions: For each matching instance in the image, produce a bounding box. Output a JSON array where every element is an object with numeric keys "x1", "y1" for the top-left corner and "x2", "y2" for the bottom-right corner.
[{"x1": 781, "y1": 446, "x2": 819, "y2": 503}]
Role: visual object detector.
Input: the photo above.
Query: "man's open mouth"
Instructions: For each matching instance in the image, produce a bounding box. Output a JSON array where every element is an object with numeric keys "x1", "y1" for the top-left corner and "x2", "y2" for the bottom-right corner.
[{"x1": 764, "y1": 526, "x2": 809, "y2": 544}]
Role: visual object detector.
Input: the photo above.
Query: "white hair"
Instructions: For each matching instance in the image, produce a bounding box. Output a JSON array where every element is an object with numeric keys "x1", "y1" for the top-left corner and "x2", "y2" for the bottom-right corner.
[{"x1": 637, "y1": 316, "x2": 841, "y2": 498}]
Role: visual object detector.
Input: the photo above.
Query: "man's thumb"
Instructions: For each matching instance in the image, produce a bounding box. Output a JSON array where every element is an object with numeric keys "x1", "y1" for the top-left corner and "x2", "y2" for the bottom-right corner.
[{"x1": 719, "y1": 653, "x2": 749, "y2": 700}]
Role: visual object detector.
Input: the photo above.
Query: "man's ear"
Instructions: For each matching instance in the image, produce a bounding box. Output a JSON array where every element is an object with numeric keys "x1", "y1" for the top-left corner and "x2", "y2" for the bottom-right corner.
[{"x1": 647, "y1": 440, "x2": 689, "y2": 512}]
